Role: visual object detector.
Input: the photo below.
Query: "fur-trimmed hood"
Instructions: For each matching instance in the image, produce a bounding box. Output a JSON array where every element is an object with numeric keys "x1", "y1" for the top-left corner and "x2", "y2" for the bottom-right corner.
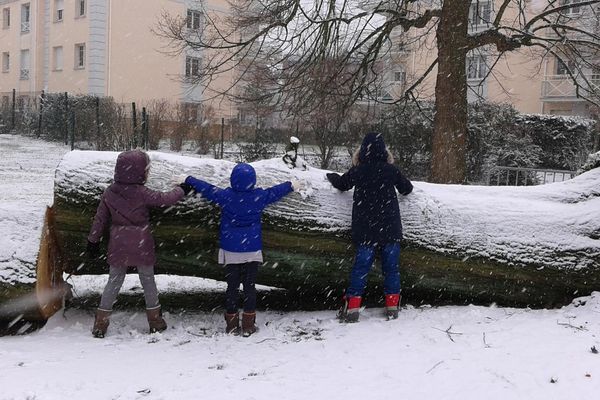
[{"x1": 352, "y1": 132, "x2": 394, "y2": 166}]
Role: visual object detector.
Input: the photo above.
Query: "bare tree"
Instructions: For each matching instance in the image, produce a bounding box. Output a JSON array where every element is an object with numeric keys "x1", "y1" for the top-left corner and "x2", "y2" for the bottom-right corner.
[{"x1": 156, "y1": 0, "x2": 600, "y2": 183}]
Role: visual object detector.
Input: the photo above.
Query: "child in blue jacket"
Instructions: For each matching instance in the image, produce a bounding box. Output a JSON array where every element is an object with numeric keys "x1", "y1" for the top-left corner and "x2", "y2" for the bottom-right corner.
[{"x1": 185, "y1": 163, "x2": 296, "y2": 336}]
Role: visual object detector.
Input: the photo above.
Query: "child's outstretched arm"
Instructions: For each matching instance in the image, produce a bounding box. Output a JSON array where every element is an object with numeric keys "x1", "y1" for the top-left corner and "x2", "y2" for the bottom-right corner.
[
  {"x1": 185, "y1": 176, "x2": 226, "y2": 205},
  {"x1": 326, "y1": 167, "x2": 357, "y2": 191},
  {"x1": 394, "y1": 168, "x2": 413, "y2": 196},
  {"x1": 143, "y1": 186, "x2": 186, "y2": 208},
  {"x1": 264, "y1": 181, "x2": 293, "y2": 205}
]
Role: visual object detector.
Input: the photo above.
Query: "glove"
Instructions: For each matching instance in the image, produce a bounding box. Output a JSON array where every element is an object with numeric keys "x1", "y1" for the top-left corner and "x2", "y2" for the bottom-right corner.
[
  {"x1": 290, "y1": 179, "x2": 305, "y2": 192},
  {"x1": 86, "y1": 240, "x2": 100, "y2": 259},
  {"x1": 326, "y1": 173, "x2": 340, "y2": 184},
  {"x1": 179, "y1": 182, "x2": 194, "y2": 195},
  {"x1": 170, "y1": 174, "x2": 189, "y2": 187}
]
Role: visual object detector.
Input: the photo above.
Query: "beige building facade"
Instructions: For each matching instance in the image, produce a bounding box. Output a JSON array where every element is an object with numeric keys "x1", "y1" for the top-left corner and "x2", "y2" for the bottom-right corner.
[
  {"x1": 0, "y1": 0, "x2": 235, "y2": 118},
  {"x1": 385, "y1": 0, "x2": 600, "y2": 118}
]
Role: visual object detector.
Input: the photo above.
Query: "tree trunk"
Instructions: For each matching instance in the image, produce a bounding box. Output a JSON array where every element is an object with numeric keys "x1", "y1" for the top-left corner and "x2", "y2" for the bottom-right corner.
[
  {"x1": 431, "y1": 0, "x2": 470, "y2": 184},
  {"x1": 43, "y1": 151, "x2": 600, "y2": 311}
]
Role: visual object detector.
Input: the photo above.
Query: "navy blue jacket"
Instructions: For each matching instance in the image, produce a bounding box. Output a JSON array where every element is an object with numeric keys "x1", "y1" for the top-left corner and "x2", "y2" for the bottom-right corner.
[
  {"x1": 327, "y1": 132, "x2": 413, "y2": 246},
  {"x1": 186, "y1": 163, "x2": 293, "y2": 252}
]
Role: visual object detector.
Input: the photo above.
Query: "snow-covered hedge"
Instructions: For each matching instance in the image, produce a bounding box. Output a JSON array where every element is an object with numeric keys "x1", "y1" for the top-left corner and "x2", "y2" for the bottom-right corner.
[{"x1": 381, "y1": 102, "x2": 597, "y2": 182}]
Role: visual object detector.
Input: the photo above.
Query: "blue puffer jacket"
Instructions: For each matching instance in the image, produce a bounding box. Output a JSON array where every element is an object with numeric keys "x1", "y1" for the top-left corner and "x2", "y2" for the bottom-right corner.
[
  {"x1": 327, "y1": 132, "x2": 413, "y2": 246},
  {"x1": 186, "y1": 163, "x2": 293, "y2": 252}
]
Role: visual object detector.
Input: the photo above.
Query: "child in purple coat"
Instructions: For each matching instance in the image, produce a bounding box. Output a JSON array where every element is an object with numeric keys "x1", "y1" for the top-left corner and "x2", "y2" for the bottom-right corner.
[{"x1": 87, "y1": 150, "x2": 192, "y2": 338}]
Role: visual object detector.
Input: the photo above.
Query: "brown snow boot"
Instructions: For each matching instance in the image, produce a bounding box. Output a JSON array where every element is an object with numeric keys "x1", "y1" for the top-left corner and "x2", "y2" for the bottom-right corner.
[
  {"x1": 225, "y1": 312, "x2": 240, "y2": 335},
  {"x1": 241, "y1": 312, "x2": 257, "y2": 337},
  {"x1": 92, "y1": 308, "x2": 111, "y2": 338},
  {"x1": 146, "y1": 306, "x2": 167, "y2": 333}
]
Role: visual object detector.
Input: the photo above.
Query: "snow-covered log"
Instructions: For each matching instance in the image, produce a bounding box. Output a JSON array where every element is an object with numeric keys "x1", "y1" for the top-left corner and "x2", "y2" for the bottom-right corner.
[{"x1": 49, "y1": 151, "x2": 600, "y2": 308}]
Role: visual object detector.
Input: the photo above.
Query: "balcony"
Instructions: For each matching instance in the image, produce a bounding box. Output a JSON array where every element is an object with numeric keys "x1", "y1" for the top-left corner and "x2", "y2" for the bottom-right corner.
[
  {"x1": 20, "y1": 68, "x2": 29, "y2": 80},
  {"x1": 541, "y1": 74, "x2": 600, "y2": 100},
  {"x1": 21, "y1": 21, "x2": 29, "y2": 33}
]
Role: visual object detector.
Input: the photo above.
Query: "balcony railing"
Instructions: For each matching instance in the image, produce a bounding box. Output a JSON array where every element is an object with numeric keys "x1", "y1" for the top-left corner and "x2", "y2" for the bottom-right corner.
[
  {"x1": 21, "y1": 21, "x2": 29, "y2": 32},
  {"x1": 20, "y1": 68, "x2": 29, "y2": 80},
  {"x1": 541, "y1": 74, "x2": 600, "y2": 99}
]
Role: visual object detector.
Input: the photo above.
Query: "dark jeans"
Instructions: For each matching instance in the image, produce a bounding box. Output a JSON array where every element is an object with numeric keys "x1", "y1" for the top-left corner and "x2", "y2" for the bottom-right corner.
[
  {"x1": 225, "y1": 262, "x2": 259, "y2": 313},
  {"x1": 346, "y1": 243, "x2": 401, "y2": 297}
]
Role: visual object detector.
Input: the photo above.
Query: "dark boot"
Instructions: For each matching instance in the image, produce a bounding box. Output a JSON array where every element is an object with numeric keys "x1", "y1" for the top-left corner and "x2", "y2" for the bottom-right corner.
[
  {"x1": 225, "y1": 312, "x2": 240, "y2": 335},
  {"x1": 146, "y1": 306, "x2": 167, "y2": 333},
  {"x1": 338, "y1": 296, "x2": 361, "y2": 323},
  {"x1": 385, "y1": 294, "x2": 401, "y2": 320},
  {"x1": 92, "y1": 309, "x2": 111, "y2": 338},
  {"x1": 241, "y1": 312, "x2": 257, "y2": 337}
]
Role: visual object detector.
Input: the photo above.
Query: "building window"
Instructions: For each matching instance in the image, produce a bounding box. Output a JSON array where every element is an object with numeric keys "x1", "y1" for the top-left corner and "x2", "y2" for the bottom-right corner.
[
  {"x1": 560, "y1": 0, "x2": 583, "y2": 15},
  {"x1": 2, "y1": 8, "x2": 10, "y2": 29},
  {"x1": 53, "y1": 46, "x2": 63, "y2": 71},
  {"x1": 556, "y1": 58, "x2": 576, "y2": 75},
  {"x1": 21, "y1": 3, "x2": 30, "y2": 33},
  {"x1": 393, "y1": 70, "x2": 406, "y2": 83},
  {"x1": 74, "y1": 43, "x2": 85, "y2": 69},
  {"x1": 185, "y1": 56, "x2": 201, "y2": 77},
  {"x1": 467, "y1": 55, "x2": 487, "y2": 80},
  {"x1": 55, "y1": 0, "x2": 64, "y2": 22},
  {"x1": 2, "y1": 52, "x2": 9, "y2": 73},
  {"x1": 186, "y1": 10, "x2": 202, "y2": 30},
  {"x1": 77, "y1": 0, "x2": 86, "y2": 17},
  {"x1": 469, "y1": 1, "x2": 492, "y2": 27},
  {"x1": 20, "y1": 49, "x2": 30, "y2": 80}
]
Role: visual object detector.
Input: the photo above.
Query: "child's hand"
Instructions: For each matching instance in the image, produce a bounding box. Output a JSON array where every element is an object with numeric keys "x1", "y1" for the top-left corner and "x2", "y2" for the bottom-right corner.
[
  {"x1": 291, "y1": 179, "x2": 305, "y2": 192},
  {"x1": 170, "y1": 174, "x2": 189, "y2": 187}
]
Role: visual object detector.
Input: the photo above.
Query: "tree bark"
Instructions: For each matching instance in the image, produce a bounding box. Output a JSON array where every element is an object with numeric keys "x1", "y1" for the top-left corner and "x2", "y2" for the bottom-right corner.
[{"x1": 431, "y1": 0, "x2": 470, "y2": 183}]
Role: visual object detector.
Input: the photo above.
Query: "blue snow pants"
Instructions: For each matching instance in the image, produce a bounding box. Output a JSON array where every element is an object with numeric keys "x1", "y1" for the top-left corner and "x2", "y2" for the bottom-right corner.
[{"x1": 346, "y1": 243, "x2": 401, "y2": 297}]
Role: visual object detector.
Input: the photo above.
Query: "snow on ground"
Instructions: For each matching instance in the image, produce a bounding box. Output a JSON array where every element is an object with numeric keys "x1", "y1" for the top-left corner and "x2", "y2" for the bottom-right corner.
[
  {"x1": 2, "y1": 135, "x2": 600, "y2": 399},
  {"x1": 0, "y1": 135, "x2": 69, "y2": 284},
  {"x1": 1, "y1": 293, "x2": 600, "y2": 399}
]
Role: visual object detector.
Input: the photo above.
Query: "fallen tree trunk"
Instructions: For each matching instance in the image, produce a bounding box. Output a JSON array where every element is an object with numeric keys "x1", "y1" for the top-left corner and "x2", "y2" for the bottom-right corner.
[{"x1": 49, "y1": 151, "x2": 600, "y2": 308}]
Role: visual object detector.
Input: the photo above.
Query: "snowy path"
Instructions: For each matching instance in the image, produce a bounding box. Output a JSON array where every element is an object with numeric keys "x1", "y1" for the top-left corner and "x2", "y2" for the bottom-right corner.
[
  {"x1": 0, "y1": 135, "x2": 69, "y2": 284},
  {"x1": 1, "y1": 294, "x2": 600, "y2": 399}
]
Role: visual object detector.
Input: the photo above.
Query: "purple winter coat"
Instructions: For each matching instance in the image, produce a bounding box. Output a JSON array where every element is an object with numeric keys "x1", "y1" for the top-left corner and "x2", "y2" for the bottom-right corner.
[{"x1": 88, "y1": 150, "x2": 185, "y2": 268}]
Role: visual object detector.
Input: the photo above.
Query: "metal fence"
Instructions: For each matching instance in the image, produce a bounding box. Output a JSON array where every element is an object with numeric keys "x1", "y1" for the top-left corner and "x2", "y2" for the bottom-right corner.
[{"x1": 487, "y1": 166, "x2": 576, "y2": 186}]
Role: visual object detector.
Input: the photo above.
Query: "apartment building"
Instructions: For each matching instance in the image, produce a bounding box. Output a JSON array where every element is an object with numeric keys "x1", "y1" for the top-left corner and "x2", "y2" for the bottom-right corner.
[
  {"x1": 0, "y1": 0, "x2": 235, "y2": 118},
  {"x1": 385, "y1": 0, "x2": 600, "y2": 118}
]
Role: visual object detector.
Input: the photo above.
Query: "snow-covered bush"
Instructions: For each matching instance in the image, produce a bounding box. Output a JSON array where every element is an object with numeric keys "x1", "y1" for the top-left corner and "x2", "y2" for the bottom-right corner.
[
  {"x1": 578, "y1": 151, "x2": 600, "y2": 173},
  {"x1": 380, "y1": 101, "x2": 597, "y2": 183}
]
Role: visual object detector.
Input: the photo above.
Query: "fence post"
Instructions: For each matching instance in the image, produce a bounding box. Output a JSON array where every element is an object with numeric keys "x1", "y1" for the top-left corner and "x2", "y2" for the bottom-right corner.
[
  {"x1": 220, "y1": 117, "x2": 225, "y2": 159},
  {"x1": 11, "y1": 89, "x2": 16, "y2": 132},
  {"x1": 37, "y1": 90, "x2": 45, "y2": 138},
  {"x1": 95, "y1": 96, "x2": 101, "y2": 148},
  {"x1": 64, "y1": 92, "x2": 69, "y2": 145},
  {"x1": 131, "y1": 102, "x2": 137, "y2": 148},
  {"x1": 70, "y1": 110, "x2": 75, "y2": 151},
  {"x1": 141, "y1": 107, "x2": 147, "y2": 150}
]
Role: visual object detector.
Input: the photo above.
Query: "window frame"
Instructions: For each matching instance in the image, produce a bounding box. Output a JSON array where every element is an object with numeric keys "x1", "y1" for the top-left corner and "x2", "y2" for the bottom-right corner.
[
  {"x1": 467, "y1": 54, "x2": 488, "y2": 80},
  {"x1": 76, "y1": 0, "x2": 86, "y2": 18},
  {"x1": 468, "y1": 1, "x2": 492, "y2": 28},
  {"x1": 185, "y1": 56, "x2": 201, "y2": 78},
  {"x1": 20, "y1": 49, "x2": 30, "y2": 80},
  {"x1": 186, "y1": 9, "x2": 202, "y2": 30},
  {"x1": 2, "y1": 8, "x2": 10, "y2": 29},
  {"x1": 21, "y1": 3, "x2": 30, "y2": 33},
  {"x1": 53, "y1": 46, "x2": 63, "y2": 71},
  {"x1": 74, "y1": 43, "x2": 86, "y2": 70},
  {"x1": 1, "y1": 52, "x2": 9, "y2": 73}
]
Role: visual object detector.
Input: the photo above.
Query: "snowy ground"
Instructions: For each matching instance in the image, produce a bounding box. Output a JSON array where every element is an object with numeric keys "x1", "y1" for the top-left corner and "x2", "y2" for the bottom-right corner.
[
  {"x1": 2, "y1": 134, "x2": 600, "y2": 399},
  {"x1": 1, "y1": 292, "x2": 599, "y2": 399}
]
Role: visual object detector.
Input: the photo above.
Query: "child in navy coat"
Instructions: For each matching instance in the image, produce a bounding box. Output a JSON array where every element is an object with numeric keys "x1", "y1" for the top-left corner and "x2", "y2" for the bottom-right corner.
[
  {"x1": 185, "y1": 163, "x2": 296, "y2": 336},
  {"x1": 327, "y1": 132, "x2": 412, "y2": 322}
]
